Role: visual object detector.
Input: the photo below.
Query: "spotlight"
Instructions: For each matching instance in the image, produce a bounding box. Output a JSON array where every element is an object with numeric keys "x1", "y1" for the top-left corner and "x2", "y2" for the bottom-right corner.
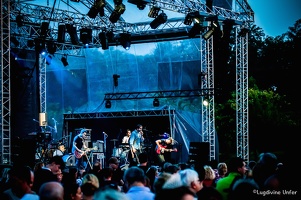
[
  {"x1": 80, "y1": 28, "x2": 92, "y2": 45},
  {"x1": 128, "y1": 0, "x2": 150, "y2": 10},
  {"x1": 153, "y1": 98, "x2": 160, "y2": 107},
  {"x1": 148, "y1": 6, "x2": 160, "y2": 18},
  {"x1": 202, "y1": 20, "x2": 219, "y2": 40},
  {"x1": 105, "y1": 100, "x2": 112, "y2": 108},
  {"x1": 113, "y1": 74, "x2": 120, "y2": 86},
  {"x1": 35, "y1": 39, "x2": 46, "y2": 54},
  {"x1": 119, "y1": 33, "x2": 131, "y2": 50},
  {"x1": 99, "y1": 31, "x2": 109, "y2": 50},
  {"x1": 57, "y1": 23, "x2": 66, "y2": 43},
  {"x1": 109, "y1": 3, "x2": 126, "y2": 23},
  {"x1": 184, "y1": 11, "x2": 201, "y2": 25},
  {"x1": 61, "y1": 54, "x2": 69, "y2": 67},
  {"x1": 87, "y1": 0, "x2": 106, "y2": 18},
  {"x1": 150, "y1": 11, "x2": 167, "y2": 29},
  {"x1": 203, "y1": 97, "x2": 209, "y2": 106}
]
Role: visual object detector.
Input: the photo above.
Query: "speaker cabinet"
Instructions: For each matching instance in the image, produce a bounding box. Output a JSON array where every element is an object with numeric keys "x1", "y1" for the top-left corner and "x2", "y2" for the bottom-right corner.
[
  {"x1": 92, "y1": 152, "x2": 105, "y2": 167},
  {"x1": 188, "y1": 142, "x2": 209, "y2": 166},
  {"x1": 93, "y1": 140, "x2": 104, "y2": 152}
]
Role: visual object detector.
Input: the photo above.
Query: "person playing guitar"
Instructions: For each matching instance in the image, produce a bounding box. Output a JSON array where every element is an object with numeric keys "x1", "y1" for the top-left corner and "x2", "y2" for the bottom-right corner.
[
  {"x1": 72, "y1": 129, "x2": 88, "y2": 171},
  {"x1": 155, "y1": 136, "x2": 177, "y2": 165}
]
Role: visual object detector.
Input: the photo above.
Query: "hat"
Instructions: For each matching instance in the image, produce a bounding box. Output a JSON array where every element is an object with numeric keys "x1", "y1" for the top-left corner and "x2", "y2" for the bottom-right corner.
[{"x1": 108, "y1": 157, "x2": 119, "y2": 165}]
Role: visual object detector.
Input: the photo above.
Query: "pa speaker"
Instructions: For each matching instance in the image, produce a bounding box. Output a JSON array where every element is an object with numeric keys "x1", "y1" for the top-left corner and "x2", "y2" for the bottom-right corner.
[{"x1": 188, "y1": 142, "x2": 209, "y2": 165}]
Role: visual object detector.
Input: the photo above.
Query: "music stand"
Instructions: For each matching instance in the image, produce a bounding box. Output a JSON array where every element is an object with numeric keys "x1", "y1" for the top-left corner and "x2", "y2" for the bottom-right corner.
[{"x1": 84, "y1": 152, "x2": 93, "y2": 170}]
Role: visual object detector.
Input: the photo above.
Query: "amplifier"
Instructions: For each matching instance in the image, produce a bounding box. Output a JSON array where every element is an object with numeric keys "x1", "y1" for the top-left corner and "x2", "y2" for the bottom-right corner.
[
  {"x1": 93, "y1": 140, "x2": 104, "y2": 152},
  {"x1": 92, "y1": 152, "x2": 105, "y2": 167}
]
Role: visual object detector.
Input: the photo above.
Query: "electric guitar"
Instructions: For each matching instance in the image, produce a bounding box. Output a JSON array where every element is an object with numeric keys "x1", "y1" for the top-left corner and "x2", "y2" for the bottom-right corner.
[
  {"x1": 74, "y1": 146, "x2": 97, "y2": 159},
  {"x1": 156, "y1": 145, "x2": 177, "y2": 154}
]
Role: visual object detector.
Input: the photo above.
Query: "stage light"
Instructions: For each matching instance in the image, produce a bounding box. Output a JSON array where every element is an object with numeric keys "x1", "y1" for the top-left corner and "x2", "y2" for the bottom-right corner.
[
  {"x1": 150, "y1": 11, "x2": 167, "y2": 29},
  {"x1": 153, "y1": 98, "x2": 160, "y2": 107},
  {"x1": 87, "y1": 0, "x2": 106, "y2": 18},
  {"x1": 80, "y1": 28, "x2": 92, "y2": 45},
  {"x1": 148, "y1": 6, "x2": 160, "y2": 18},
  {"x1": 188, "y1": 23, "x2": 203, "y2": 38},
  {"x1": 184, "y1": 11, "x2": 201, "y2": 25},
  {"x1": 202, "y1": 20, "x2": 219, "y2": 40},
  {"x1": 35, "y1": 39, "x2": 46, "y2": 54},
  {"x1": 57, "y1": 23, "x2": 66, "y2": 43},
  {"x1": 128, "y1": 0, "x2": 150, "y2": 10},
  {"x1": 99, "y1": 31, "x2": 109, "y2": 50},
  {"x1": 113, "y1": 74, "x2": 120, "y2": 86},
  {"x1": 61, "y1": 54, "x2": 69, "y2": 67},
  {"x1": 119, "y1": 33, "x2": 131, "y2": 50},
  {"x1": 105, "y1": 100, "x2": 112, "y2": 108},
  {"x1": 109, "y1": 3, "x2": 126, "y2": 23}
]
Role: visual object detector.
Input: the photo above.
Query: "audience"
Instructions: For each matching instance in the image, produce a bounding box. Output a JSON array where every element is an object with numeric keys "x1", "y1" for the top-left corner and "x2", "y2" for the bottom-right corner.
[
  {"x1": 123, "y1": 166, "x2": 155, "y2": 200},
  {"x1": 39, "y1": 181, "x2": 64, "y2": 200}
]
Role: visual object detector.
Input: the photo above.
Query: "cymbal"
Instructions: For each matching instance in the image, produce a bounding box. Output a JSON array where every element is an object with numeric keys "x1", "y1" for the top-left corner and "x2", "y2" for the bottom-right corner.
[
  {"x1": 28, "y1": 132, "x2": 37, "y2": 135},
  {"x1": 110, "y1": 139, "x2": 118, "y2": 141}
]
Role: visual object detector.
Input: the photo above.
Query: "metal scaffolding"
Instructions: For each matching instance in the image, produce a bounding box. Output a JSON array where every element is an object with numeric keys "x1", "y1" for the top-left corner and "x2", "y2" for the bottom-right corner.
[{"x1": 1, "y1": 0, "x2": 252, "y2": 164}]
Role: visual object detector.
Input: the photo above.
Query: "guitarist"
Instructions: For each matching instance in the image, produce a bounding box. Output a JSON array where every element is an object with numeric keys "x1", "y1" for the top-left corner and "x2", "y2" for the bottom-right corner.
[
  {"x1": 155, "y1": 137, "x2": 177, "y2": 166},
  {"x1": 72, "y1": 129, "x2": 88, "y2": 171}
]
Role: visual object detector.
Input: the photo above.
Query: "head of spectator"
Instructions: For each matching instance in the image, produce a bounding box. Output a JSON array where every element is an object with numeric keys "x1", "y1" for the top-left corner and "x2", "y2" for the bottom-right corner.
[
  {"x1": 108, "y1": 157, "x2": 120, "y2": 170},
  {"x1": 81, "y1": 173, "x2": 99, "y2": 200},
  {"x1": 123, "y1": 166, "x2": 146, "y2": 187},
  {"x1": 1, "y1": 165, "x2": 36, "y2": 199},
  {"x1": 153, "y1": 172, "x2": 172, "y2": 194},
  {"x1": 228, "y1": 178, "x2": 260, "y2": 200},
  {"x1": 179, "y1": 168, "x2": 203, "y2": 193},
  {"x1": 63, "y1": 182, "x2": 82, "y2": 200},
  {"x1": 203, "y1": 165, "x2": 216, "y2": 187},
  {"x1": 46, "y1": 156, "x2": 66, "y2": 174},
  {"x1": 39, "y1": 181, "x2": 64, "y2": 200}
]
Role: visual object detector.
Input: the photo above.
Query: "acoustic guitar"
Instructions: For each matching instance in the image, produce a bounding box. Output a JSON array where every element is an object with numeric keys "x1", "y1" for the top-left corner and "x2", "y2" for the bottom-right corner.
[
  {"x1": 74, "y1": 146, "x2": 97, "y2": 159},
  {"x1": 156, "y1": 144, "x2": 177, "y2": 154}
]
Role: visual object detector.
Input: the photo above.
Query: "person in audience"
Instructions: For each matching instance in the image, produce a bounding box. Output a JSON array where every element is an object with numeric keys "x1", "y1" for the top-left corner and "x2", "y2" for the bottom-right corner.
[
  {"x1": 81, "y1": 173, "x2": 99, "y2": 200},
  {"x1": 63, "y1": 182, "x2": 82, "y2": 200},
  {"x1": 216, "y1": 157, "x2": 247, "y2": 200},
  {"x1": 99, "y1": 167, "x2": 119, "y2": 191},
  {"x1": 1, "y1": 165, "x2": 38, "y2": 200},
  {"x1": 123, "y1": 166, "x2": 155, "y2": 200},
  {"x1": 137, "y1": 152, "x2": 149, "y2": 174},
  {"x1": 203, "y1": 165, "x2": 216, "y2": 187},
  {"x1": 153, "y1": 172, "x2": 172, "y2": 194},
  {"x1": 163, "y1": 168, "x2": 203, "y2": 195},
  {"x1": 214, "y1": 162, "x2": 228, "y2": 184},
  {"x1": 146, "y1": 166, "x2": 159, "y2": 192},
  {"x1": 108, "y1": 156, "x2": 124, "y2": 190},
  {"x1": 38, "y1": 181, "x2": 64, "y2": 200},
  {"x1": 252, "y1": 152, "x2": 278, "y2": 189},
  {"x1": 228, "y1": 178, "x2": 260, "y2": 200},
  {"x1": 32, "y1": 156, "x2": 65, "y2": 193}
]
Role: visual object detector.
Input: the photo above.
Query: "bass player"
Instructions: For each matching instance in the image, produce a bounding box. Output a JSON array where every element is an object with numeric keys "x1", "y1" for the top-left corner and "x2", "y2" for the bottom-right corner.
[
  {"x1": 72, "y1": 129, "x2": 88, "y2": 171},
  {"x1": 155, "y1": 136, "x2": 177, "y2": 166}
]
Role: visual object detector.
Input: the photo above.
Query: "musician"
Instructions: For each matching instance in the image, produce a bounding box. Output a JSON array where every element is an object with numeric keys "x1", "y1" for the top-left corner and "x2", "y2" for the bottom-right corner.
[
  {"x1": 72, "y1": 129, "x2": 88, "y2": 171},
  {"x1": 121, "y1": 129, "x2": 131, "y2": 145},
  {"x1": 129, "y1": 124, "x2": 144, "y2": 166},
  {"x1": 155, "y1": 137, "x2": 177, "y2": 166}
]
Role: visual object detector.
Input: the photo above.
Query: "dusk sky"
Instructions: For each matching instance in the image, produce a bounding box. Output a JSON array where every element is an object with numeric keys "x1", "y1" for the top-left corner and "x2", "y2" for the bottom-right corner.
[{"x1": 248, "y1": 0, "x2": 301, "y2": 37}]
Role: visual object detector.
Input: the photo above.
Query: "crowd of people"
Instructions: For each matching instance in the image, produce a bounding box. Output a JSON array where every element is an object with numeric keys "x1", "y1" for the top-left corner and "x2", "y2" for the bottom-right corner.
[{"x1": 0, "y1": 150, "x2": 298, "y2": 200}]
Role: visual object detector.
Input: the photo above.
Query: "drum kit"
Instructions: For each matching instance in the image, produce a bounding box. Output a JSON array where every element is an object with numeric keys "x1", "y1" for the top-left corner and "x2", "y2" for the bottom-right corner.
[
  {"x1": 111, "y1": 139, "x2": 130, "y2": 164},
  {"x1": 34, "y1": 133, "x2": 68, "y2": 162}
]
